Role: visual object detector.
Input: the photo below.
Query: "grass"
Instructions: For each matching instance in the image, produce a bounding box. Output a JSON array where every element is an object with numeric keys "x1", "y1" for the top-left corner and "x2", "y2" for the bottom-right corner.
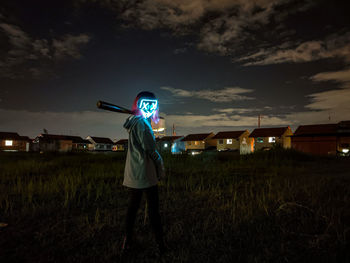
[{"x1": 0, "y1": 149, "x2": 349, "y2": 262}]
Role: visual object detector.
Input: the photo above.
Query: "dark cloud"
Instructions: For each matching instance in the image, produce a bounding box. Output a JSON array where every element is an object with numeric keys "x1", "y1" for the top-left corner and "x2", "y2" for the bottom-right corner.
[
  {"x1": 0, "y1": 20, "x2": 91, "y2": 79},
  {"x1": 238, "y1": 32, "x2": 350, "y2": 66},
  {"x1": 161, "y1": 86, "x2": 255, "y2": 102}
]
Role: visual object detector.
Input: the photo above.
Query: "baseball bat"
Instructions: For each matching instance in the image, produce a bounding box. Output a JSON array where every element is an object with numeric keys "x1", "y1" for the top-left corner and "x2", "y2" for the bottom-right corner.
[
  {"x1": 97, "y1": 100, "x2": 164, "y2": 119},
  {"x1": 97, "y1": 100, "x2": 134, "y2": 114}
]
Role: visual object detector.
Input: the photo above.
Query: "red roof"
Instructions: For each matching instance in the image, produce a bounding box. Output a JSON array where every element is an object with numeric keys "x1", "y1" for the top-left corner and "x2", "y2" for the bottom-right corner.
[
  {"x1": 212, "y1": 131, "x2": 246, "y2": 139},
  {"x1": 182, "y1": 133, "x2": 212, "y2": 141},
  {"x1": 249, "y1": 127, "x2": 291, "y2": 138},
  {"x1": 158, "y1": 136, "x2": 183, "y2": 142},
  {"x1": 294, "y1": 124, "x2": 338, "y2": 136}
]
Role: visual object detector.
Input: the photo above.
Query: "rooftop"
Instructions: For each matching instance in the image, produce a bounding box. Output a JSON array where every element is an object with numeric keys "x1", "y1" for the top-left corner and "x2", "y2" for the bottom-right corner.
[
  {"x1": 182, "y1": 133, "x2": 212, "y2": 141},
  {"x1": 249, "y1": 127, "x2": 291, "y2": 138},
  {"x1": 212, "y1": 131, "x2": 246, "y2": 139}
]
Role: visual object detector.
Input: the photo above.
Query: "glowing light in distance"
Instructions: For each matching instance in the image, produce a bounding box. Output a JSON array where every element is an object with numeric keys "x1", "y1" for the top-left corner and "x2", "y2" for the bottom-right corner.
[
  {"x1": 5, "y1": 140, "x2": 13, "y2": 146},
  {"x1": 138, "y1": 99, "x2": 158, "y2": 119},
  {"x1": 164, "y1": 143, "x2": 168, "y2": 148},
  {"x1": 227, "y1": 139, "x2": 232, "y2": 144},
  {"x1": 153, "y1": 128, "x2": 165, "y2": 132},
  {"x1": 342, "y1": 148, "x2": 349, "y2": 153},
  {"x1": 269, "y1": 137, "x2": 276, "y2": 143}
]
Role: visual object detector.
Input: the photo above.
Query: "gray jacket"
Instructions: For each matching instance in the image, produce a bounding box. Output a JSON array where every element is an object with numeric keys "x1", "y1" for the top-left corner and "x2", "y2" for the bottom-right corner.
[{"x1": 123, "y1": 115, "x2": 165, "y2": 189}]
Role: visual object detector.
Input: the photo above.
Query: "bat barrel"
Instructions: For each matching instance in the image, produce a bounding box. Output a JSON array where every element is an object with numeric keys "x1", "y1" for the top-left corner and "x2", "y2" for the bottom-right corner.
[{"x1": 97, "y1": 100, "x2": 133, "y2": 114}]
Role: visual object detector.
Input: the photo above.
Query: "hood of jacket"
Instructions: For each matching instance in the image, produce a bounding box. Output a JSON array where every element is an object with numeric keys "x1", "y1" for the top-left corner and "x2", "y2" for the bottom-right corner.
[{"x1": 124, "y1": 115, "x2": 142, "y2": 133}]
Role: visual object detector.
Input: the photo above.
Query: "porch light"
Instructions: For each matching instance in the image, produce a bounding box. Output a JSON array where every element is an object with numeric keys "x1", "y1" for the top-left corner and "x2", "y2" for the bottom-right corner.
[{"x1": 164, "y1": 143, "x2": 168, "y2": 148}]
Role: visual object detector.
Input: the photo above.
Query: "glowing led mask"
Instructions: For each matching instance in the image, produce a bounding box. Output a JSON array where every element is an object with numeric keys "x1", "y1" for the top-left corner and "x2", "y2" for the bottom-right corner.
[{"x1": 138, "y1": 99, "x2": 158, "y2": 119}]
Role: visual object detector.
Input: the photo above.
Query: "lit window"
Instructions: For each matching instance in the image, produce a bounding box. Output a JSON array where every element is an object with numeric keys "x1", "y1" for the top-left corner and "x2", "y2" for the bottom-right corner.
[
  {"x1": 257, "y1": 138, "x2": 263, "y2": 143},
  {"x1": 5, "y1": 140, "x2": 13, "y2": 146},
  {"x1": 227, "y1": 139, "x2": 232, "y2": 144},
  {"x1": 269, "y1": 137, "x2": 276, "y2": 143},
  {"x1": 342, "y1": 149, "x2": 349, "y2": 153},
  {"x1": 219, "y1": 139, "x2": 223, "y2": 144},
  {"x1": 164, "y1": 143, "x2": 168, "y2": 148}
]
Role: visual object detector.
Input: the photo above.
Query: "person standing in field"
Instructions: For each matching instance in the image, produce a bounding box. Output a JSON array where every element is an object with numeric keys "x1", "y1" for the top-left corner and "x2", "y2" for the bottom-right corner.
[{"x1": 122, "y1": 91, "x2": 166, "y2": 255}]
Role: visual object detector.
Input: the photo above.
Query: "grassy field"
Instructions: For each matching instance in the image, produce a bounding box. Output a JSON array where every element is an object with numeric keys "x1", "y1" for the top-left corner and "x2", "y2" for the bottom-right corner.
[{"x1": 0, "y1": 149, "x2": 349, "y2": 262}]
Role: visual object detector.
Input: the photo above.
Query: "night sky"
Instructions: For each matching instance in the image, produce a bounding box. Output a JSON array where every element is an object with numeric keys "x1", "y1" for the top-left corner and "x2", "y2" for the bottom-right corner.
[{"x1": 1, "y1": 0, "x2": 349, "y2": 140}]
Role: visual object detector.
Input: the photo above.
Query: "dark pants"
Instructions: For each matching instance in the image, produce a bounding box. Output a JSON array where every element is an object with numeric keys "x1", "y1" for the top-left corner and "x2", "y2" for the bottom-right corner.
[{"x1": 125, "y1": 185, "x2": 164, "y2": 246}]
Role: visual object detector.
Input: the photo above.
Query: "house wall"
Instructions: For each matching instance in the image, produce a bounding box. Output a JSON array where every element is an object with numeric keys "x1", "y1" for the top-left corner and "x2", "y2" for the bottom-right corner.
[
  {"x1": 217, "y1": 138, "x2": 240, "y2": 151},
  {"x1": 185, "y1": 140, "x2": 206, "y2": 151},
  {"x1": 292, "y1": 136, "x2": 337, "y2": 155},
  {"x1": 0, "y1": 139, "x2": 28, "y2": 152},
  {"x1": 216, "y1": 131, "x2": 252, "y2": 153},
  {"x1": 253, "y1": 136, "x2": 281, "y2": 151},
  {"x1": 113, "y1": 144, "x2": 125, "y2": 151}
]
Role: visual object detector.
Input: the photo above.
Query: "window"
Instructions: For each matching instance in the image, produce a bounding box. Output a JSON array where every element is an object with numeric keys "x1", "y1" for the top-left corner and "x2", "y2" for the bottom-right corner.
[
  {"x1": 188, "y1": 141, "x2": 191, "y2": 145},
  {"x1": 257, "y1": 137, "x2": 263, "y2": 143},
  {"x1": 227, "y1": 139, "x2": 232, "y2": 144},
  {"x1": 268, "y1": 137, "x2": 276, "y2": 143},
  {"x1": 194, "y1": 141, "x2": 199, "y2": 145},
  {"x1": 5, "y1": 140, "x2": 13, "y2": 146},
  {"x1": 219, "y1": 139, "x2": 223, "y2": 144}
]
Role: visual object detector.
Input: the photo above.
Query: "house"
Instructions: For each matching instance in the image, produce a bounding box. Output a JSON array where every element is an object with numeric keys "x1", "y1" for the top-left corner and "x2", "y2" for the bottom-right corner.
[
  {"x1": 33, "y1": 134, "x2": 73, "y2": 152},
  {"x1": 156, "y1": 136, "x2": 185, "y2": 154},
  {"x1": 212, "y1": 130, "x2": 253, "y2": 154},
  {"x1": 0, "y1": 132, "x2": 31, "y2": 152},
  {"x1": 33, "y1": 134, "x2": 90, "y2": 152},
  {"x1": 292, "y1": 121, "x2": 350, "y2": 155},
  {"x1": 249, "y1": 126, "x2": 293, "y2": 151},
  {"x1": 181, "y1": 133, "x2": 216, "y2": 153},
  {"x1": 86, "y1": 136, "x2": 114, "y2": 151},
  {"x1": 113, "y1": 139, "x2": 128, "y2": 151},
  {"x1": 67, "y1": 136, "x2": 91, "y2": 151}
]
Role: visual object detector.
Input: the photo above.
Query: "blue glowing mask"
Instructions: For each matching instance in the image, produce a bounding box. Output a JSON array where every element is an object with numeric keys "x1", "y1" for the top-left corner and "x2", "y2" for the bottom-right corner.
[{"x1": 138, "y1": 99, "x2": 158, "y2": 119}]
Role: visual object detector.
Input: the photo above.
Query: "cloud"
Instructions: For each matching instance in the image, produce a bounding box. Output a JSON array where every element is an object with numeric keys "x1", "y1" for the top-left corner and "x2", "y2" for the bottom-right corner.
[
  {"x1": 78, "y1": 0, "x2": 316, "y2": 59},
  {"x1": 213, "y1": 108, "x2": 259, "y2": 114},
  {"x1": 310, "y1": 68, "x2": 350, "y2": 83},
  {"x1": 238, "y1": 32, "x2": 350, "y2": 66},
  {"x1": 0, "y1": 21, "x2": 91, "y2": 79},
  {"x1": 161, "y1": 86, "x2": 254, "y2": 102},
  {"x1": 289, "y1": 68, "x2": 350, "y2": 125},
  {"x1": 53, "y1": 34, "x2": 91, "y2": 59},
  {"x1": 0, "y1": 108, "x2": 128, "y2": 139},
  {"x1": 164, "y1": 112, "x2": 289, "y2": 129}
]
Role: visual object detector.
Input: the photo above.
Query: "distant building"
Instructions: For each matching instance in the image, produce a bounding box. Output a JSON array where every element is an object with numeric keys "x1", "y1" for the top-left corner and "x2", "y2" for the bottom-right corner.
[
  {"x1": 181, "y1": 133, "x2": 216, "y2": 153},
  {"x1": 156, "y1": 136, "x2": 185, "y2": 154},
  {"x1": 86, "y1": 136, "x2": 114, "y2": 151},
  {"x1": 113, "y1": 139, "x2": 128, "y2": 151},
  {"x1": 33, "y1": 134, "x2": 91, "y2": 152},
  {"x1": 151, "y1": 118, "x2": 166, "y2": 138},
  {"x1": 213, "y1": 130, "x2": 253, "y2": 154},
  {"x1": 249, "y1": 126, "x2": 293, "y2": 151},
  {"x1": 0, "y1": 132, "x2": 31, "y2": 152},
  {"x1": 292, "y1": 121, "x2": 350, "y2": 155}
]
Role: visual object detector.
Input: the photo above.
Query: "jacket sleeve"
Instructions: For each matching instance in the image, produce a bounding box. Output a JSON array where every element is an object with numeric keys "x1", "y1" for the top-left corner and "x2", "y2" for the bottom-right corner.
[{"x1": 137, "y1": 120, "x2": 165, "y2": 180}]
